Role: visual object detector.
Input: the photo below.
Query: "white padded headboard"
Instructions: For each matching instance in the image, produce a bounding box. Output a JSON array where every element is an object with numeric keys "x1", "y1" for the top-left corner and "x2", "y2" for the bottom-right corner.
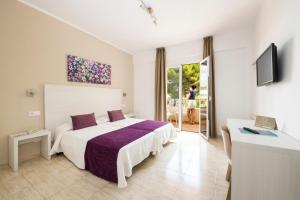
[{"x1": 44, "y1": 84, "x2": 122, "y2": 131}]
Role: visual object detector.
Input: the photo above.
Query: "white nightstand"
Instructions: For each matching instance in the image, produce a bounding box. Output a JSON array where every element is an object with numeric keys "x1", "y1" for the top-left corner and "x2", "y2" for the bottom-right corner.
[
  {"x1": 126, "y1": 113, "x2": 136, "y2": 118},
  {"x1": 9, "y1": 129, "x2": 51, "y2": 171}
]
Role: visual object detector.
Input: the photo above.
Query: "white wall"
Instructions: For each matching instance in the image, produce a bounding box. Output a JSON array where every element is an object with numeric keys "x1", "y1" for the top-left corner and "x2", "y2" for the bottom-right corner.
[
  {"x1": 214, "y1": 27, "x2": 254, "y2": 132},
  {"x1": 0, "y1": 0, "x2": 134, "y2": 165},
  {"x1": 252, "y1": 0, "x2": 300, "y2": 140},
  {"x1": 133, "y1": 50, "x2": 156, "y2": 119},
  {"x1": 134, "y1": 26, "x2": 254, "y2": 135}
]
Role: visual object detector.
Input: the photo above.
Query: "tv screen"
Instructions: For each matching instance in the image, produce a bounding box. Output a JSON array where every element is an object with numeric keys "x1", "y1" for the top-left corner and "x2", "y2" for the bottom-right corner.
[{"x1": 256, "y1": 43, "x2": 278, "y2": 87}]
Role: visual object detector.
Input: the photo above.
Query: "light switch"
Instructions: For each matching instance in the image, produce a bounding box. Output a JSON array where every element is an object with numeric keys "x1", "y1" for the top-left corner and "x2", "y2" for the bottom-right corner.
[{"x1": 28, "y1": 110, "x2": 40, "y2": 117}]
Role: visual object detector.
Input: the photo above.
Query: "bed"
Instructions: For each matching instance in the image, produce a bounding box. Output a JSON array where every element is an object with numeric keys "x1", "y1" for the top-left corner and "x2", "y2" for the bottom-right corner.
[
  {"x1": 50, "y1": 117, "x2": 177, "y2": 188},
  {"x1": 45, "y1": 84, "x2": 177, "y2": 188}
]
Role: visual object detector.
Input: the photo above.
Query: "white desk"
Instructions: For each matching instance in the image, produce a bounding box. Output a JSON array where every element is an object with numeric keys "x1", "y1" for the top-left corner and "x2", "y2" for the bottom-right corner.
[
  {"x1": 9, "y1": 130, "x2": 51, "y2": 171},
  {"x1": 227, "y1": 119, "x2": 300, "y2": 200}
]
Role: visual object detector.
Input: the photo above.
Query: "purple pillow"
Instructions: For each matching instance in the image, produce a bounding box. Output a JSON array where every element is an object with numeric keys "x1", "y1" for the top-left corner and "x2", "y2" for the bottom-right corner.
[
  {"x1": 71, "y1": 113, "x2": 97, "y2": 130},
  {"x1": 107, "y1": 110, "x2": 125, "y2": 122}
]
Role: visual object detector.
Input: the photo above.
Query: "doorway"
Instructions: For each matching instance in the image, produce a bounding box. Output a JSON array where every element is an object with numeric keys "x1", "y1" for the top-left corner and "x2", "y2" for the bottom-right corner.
[
  {"x1": 181, "y1": 63, "x2": 200, "y2": 132},
  {"x1": 166, "y1": 58, "x2": 210, "y2": 138}
]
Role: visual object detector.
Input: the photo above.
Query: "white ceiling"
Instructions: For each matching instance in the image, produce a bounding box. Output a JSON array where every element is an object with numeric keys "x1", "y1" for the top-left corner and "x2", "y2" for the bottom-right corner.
[{"x1": 19, "y1": 0, "x2": 262, "y2": 54}]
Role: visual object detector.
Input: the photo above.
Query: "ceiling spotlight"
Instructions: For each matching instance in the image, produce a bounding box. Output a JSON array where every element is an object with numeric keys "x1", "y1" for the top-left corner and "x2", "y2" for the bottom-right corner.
[{"x1": 139, "y1": 0, "x2": 158, "y2": 26}]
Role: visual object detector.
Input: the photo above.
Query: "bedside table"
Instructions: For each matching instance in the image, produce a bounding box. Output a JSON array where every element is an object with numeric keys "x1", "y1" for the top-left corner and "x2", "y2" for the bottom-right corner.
[
  {"x1": 9, "y1": 129, "x2": 51, "y2": 171},
  {"x1": 126, "y1": 113, "x2": 136, "y2": 118}
]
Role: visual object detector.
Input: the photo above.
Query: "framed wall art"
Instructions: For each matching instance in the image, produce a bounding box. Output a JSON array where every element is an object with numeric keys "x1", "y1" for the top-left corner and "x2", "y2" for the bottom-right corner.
[{"x1": 67, "y1": 55, "x2": 111, "y2": 85}]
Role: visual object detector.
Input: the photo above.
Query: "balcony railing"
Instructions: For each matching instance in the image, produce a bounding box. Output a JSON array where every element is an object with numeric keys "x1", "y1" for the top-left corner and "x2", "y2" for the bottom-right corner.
[{"x1": 167, "y1": 98, "x2": 208, "y2": 132}]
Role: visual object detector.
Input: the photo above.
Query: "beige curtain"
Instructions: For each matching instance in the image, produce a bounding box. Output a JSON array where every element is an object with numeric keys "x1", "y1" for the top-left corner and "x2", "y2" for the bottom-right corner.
[
  {"x1": 203, "y1": 36, "x2": 217, "y2": 138},
  {"x1": 154, "y1": 48, "x2": 167, "y2": 121}
]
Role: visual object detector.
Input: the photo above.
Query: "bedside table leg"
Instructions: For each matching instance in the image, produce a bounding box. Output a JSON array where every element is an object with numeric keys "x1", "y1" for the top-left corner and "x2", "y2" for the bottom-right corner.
[
  {"x1": 41, "y1": 134, "x2": 51, "y2": 160},
  {"x1": 9, "y1": 138, "x2": 18, "y2": 171}
]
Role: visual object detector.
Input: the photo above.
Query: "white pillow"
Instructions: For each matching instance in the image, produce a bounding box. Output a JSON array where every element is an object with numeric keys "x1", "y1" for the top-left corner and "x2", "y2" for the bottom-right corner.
[
  {"x1": 53, "y1": 121, "x2": 72, "y2": 141},
  {"x1": 96, "y1": 115, "x2": 109, "y2": 124}
]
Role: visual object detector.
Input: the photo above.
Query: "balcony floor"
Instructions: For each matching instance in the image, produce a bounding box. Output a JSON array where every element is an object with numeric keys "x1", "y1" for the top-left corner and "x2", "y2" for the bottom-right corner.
[
  {"x1": 171, "y1": 121, "x2": 207, "y2": 133},
  {"x1": 182, "y1": 122, "x2": 199, "y2": 132}
]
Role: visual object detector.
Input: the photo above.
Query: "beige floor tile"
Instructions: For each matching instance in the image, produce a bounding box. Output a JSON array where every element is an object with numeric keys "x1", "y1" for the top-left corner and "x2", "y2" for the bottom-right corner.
[
  {"x1": 18, "y1": 158, "x2": 51, "y2": 174},
  {"x1": 213, "y1": 189, "x2": 228, "y2": 200},
  {"x1": 173, "y1": 189, "x2": 213, "y2": 200},
  {"x1": 50, "y1": 178, "x2": 100, "y2": 200},
  {"x1": 52, "y1": 169, "x2": 84, "y2": 187},
  {"x1": 23, "y1": 170, "x2": 55, "y2": 185},
  {"x1": 7, "y1": 187, "x2": 45, "y2": 200},
  {"x1": 100, "y1": 182, "x2": 143, "y2": 199},
  {"x1": 0, "y1": 132, "x2": 228, "y2": 200},
  {"x1": 32, "y1": 181, "x2": 65, "y2": 199},
  {"x1": 0, "y1": 176, "x2": 31, "y2": 195},
  {"x1": 82, "y1": 172, "x2": 110, "y2": 188},
  {"x1": 0, "y1": 166, "x2": 21, "y2": 184},
  {"x1": 89, "y1": 190, "x2": 118, "y2": 200}
]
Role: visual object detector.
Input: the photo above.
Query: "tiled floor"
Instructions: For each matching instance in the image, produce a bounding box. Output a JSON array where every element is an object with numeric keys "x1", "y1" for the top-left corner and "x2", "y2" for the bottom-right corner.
[{"x1": 0, "y1": 132, "x2": 229, "y2": 200}]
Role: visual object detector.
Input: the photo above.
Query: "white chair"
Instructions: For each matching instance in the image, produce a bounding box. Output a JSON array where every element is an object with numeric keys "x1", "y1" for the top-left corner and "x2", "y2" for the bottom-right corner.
[
  {"x1": 167, "y1": 105, "x2": 178, "y2": 125},
  {"x1": 221, "y1": 125, "x2": 232, "y2": 200}
]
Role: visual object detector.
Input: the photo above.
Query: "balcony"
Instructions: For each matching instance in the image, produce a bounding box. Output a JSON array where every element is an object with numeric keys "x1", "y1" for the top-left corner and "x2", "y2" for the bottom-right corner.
[{"x1": 167, "y1": 99, "x2": 207, "y2": 133}]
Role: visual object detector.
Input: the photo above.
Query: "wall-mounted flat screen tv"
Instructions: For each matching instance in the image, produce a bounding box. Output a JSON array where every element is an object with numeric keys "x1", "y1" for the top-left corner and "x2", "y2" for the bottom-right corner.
[{"x1": 256, "y1": 43, "x2": 279, "y2": 87}]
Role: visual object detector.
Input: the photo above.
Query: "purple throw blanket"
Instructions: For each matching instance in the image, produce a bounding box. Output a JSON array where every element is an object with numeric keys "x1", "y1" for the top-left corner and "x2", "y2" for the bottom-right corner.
[{"x1": 84, "y1": 120, "x2": 168, "y2": 183}]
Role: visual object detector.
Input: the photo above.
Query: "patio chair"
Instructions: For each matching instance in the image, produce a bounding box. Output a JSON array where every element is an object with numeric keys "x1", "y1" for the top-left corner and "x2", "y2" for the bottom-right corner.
[{"x1": 167, "y1": 105, "x2": 178, "y2": 125}]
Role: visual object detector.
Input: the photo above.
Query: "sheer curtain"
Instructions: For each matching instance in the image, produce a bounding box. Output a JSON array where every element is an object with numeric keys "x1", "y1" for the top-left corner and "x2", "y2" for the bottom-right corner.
[
  {"x1": 203, "y1": 36, "x2": 217, "y2": 138},
  {"x1": 154, "y1": 48, "x2": 167, "y2": 121}
]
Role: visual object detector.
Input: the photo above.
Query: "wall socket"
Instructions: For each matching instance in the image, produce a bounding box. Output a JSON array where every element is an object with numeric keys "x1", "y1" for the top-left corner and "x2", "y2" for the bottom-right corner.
[{"x1": 28, "y1": 110, "x2": 41, "y2": 117}]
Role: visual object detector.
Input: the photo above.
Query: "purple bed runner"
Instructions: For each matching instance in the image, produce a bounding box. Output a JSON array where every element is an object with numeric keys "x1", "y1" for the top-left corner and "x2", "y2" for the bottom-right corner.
[{"x1": 84, "y1": 120, "x2": 168, "y2": 183}]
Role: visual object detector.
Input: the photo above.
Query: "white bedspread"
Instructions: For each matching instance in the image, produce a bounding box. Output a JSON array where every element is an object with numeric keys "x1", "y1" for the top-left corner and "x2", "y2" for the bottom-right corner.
[{"x1": 50, "y1": 118, "x2": 177, "y2": 188}]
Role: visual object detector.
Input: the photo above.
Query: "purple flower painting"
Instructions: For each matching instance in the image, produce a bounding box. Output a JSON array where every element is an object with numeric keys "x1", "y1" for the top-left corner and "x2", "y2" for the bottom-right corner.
[{"x1": 67, "y1": 55, "x2": 111, "y2": 85}]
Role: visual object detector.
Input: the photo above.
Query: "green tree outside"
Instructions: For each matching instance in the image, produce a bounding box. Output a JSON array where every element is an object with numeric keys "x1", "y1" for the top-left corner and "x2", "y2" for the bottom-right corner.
[
  {"x1": 182, "y1": 63, "x2": 200, "y2": 97},
  {"x1": 167, "y1": 63, "x2": 200, "y2": 107}
]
